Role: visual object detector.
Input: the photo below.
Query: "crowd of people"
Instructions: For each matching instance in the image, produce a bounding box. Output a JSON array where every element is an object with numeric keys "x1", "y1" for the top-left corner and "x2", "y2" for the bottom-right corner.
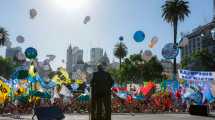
[{"x1": 1, "y1": 91, "x2": 215, "y2": 115}]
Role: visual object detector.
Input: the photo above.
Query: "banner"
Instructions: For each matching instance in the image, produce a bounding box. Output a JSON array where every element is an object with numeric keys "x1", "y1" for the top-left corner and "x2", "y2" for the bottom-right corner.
[{"x1": 178, "y1": 69, "x2": 215, "y2": 81}]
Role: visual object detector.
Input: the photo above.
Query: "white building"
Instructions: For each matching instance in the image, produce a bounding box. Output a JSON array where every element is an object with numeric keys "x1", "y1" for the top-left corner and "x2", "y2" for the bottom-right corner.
[
  {"x1": 66, "y1": 45, "x2": 84, "y2": 75},
  {"x1": 90, "y1": 48, "x2": 103, "y2": 65}
]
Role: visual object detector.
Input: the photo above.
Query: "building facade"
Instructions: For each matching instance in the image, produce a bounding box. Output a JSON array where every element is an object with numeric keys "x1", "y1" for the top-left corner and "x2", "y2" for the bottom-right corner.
[
  {"x1": 5, "y1": 47, "x2": 22, "y2": 58},
  {"x1": 66, "y1": 45, "x2": 84, "y2": 76},
  {"x1": 180, "y1": 21, "x2": 215, "y2": 60},
  {"x1": 90, "y1": 48, "x2": 103, "y2": 65}
]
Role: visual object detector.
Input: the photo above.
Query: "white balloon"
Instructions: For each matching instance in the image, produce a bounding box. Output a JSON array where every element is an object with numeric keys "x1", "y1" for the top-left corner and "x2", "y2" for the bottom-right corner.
[
  {"x1": 16, "y1": 35, "x2": 25, "y2": 43},
  {"x1": 143, "y1": 50, "x2": 153, "y2": 62},
  {"x1": 46, "y1": 55, "x2": 56, "y2": 61},
  {"x1": 16, "y1": 52, "x2": 26, "y2": 61},
  {"x1": 30, "y1": 9, "x2": 37, "y2": 19},
  {"x1": 83, "y1": 16, "x2": 91, "y2": 24},
  {"x1": 151, "y1": 36, "x2": 159, "y2": 44},
  {"x1": 180, "y1": 37, "x2": 189, "y2": 48}
]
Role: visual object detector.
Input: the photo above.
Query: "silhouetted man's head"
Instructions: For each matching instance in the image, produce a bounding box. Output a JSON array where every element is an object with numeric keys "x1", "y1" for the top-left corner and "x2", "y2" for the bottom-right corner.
[{"x1": 97, "y1": 64, "x2": 104, "y2": 71}]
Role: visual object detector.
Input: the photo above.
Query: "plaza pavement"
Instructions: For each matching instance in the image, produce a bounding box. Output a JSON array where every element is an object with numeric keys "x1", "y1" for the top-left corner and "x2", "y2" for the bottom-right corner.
[{"x1": 0, "y1": 113, "x2": 215, "y2": 120}]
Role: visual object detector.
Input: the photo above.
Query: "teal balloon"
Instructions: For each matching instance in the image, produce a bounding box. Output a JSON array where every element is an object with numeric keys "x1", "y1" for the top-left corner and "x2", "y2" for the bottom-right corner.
[
  {"x1": 25, "y1": 47, "x2": 37, "y2": 59},
  {"x1": 133, "y1": 31, "x2": 145, "y2": 42}
]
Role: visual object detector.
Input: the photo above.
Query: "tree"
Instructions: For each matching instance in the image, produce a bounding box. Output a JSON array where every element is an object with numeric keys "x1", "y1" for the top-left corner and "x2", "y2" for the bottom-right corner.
[
  {"x1": 0, "y1": 56, "x2": 19, "y2": 79},
  {"x1": 113, "y1": 42, "x2": 128, "y2": 70},
  {"x1": 162, "y1": 0, "x2": 190, "y2": 78},
  {"x1": 143, "y1": 56, "x2": 163, "y2": 83},
  {"x1": 0, "y1": 27, "x2": 9, "y2": 46},
  {"x1": 190, "y1": 49, "x2": 215, "y2": 71},
  {"x1": 181, "y1": 55, "x2": 191, "y2": 69}
]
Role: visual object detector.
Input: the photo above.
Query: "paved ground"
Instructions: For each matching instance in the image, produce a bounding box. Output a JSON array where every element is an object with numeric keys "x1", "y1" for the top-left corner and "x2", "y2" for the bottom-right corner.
[{"x1": 0, "y1": 113, "x2": 215, "y2": 120}]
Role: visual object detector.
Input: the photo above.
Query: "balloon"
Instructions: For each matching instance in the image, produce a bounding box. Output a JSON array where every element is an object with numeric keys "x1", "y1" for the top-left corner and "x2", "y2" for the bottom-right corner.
[
  {"x1": 29, "y1": 9, "x2": 37, "y2": 19},
  {"x1": 25, "y1": 47, "x2": 38, "y2": 59},
  {"x1": 151, "y1": 36, "x2": 159, "y2": 44},
  {"x1": 162, "y1": 43, "x2": 179, "y2": 59},
  {"x1": 11, "y1": 66, "x2": 28, "y2": 79},
  {"x1": 143, "y1": 50, "x2": 152, "y2": 61},
  {"x1": 119, "y1": 36, "x2": 124, "y2": 41},
  {"x1": 46, "y1": 54, "x2": 56, "y2": 61},
  {"x1": 0, "y1": 33, "x2": 3, "y2": 40},
  {"x1": 149, "y1": 36, "x2": 158, "y2": 48},
  {"x1": 16, "y1": 35, "x2": 25, "y2": 43},
  {"x1": 211, "y1": 28, "x2": 215, "y2": 40},
  {"x1": 148, "y1": 43, "x2": 153, "y2": 48},
  {"x1": 52, "y1": 67, "x2": 71, "y2": 85},
  {"x1": 16, "y1": 51, "x2": 26, "y2": 61},
  {"x1": 4, "y1": 40, "x2": 12, "y2": 48},
  {"x1": 133, "y1": 31, "x2": 145, "y2": 42},
  {"x1": 83, "y1": 16, "x2": 90, "y2": 24},
  {"x1": 179, "y1": 37, "x2": 189, "y2": 48}
]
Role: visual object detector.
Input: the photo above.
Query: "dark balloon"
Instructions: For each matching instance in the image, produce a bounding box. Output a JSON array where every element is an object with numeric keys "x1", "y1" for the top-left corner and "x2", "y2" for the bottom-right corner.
[
  {"x1": 25, "y1": 47, "x2": 38, "y2": 59},
  {"x1": 30, "y1": 9, "x2": 37, "y2": 19},
  {"x1": 83, "y1": 16, "x2": 90, "y2": 24},
  {"x1": 119, "y1": 36, "x2": 124, "y2": 41},
  {"x1": 162, "y1": 43, "x2": 179, "y2": 59}
]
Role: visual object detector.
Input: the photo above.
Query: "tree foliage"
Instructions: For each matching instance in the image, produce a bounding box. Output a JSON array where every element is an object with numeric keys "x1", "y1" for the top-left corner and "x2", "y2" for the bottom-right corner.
[
  {"x1": 181, "y1": 49, "x2": 215, "y2": 71},
  {"x1": 0, "y1": 56, "x2": 19, "y2": 79},
  {"x1": 109, "y1": 54, "x2": 163, "y2": 84},
  {"x1": 0, "y1": 27, "x2": 9, "y2": 46},
  {"x1": 113, "y1": 42, "x2": 128, "y2": 69}
]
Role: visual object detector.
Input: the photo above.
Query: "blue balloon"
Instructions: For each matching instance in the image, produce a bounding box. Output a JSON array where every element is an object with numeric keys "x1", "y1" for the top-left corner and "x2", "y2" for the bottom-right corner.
[
  {"x1": 133, "y1": 31, "x2": 145, "y2": 42},
  {"x1": 119, "y1": 36, "x2": 124, "y2": 41}
]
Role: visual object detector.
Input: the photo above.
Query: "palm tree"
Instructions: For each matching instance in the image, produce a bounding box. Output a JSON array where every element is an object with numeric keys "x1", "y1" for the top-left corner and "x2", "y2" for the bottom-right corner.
[
  {"x1": 0, "y1": 27, "x2": 9, "y2": 46},
  {"x1": 162, "y1": 0, "x2": 190, "y2": 79},
  {"x1": 114, "y1": 42, "x2": 128, "y2": 70}
]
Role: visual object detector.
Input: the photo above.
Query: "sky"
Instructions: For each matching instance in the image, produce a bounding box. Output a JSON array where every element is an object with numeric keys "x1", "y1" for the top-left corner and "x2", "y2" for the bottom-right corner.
[{"x1": 0, "y1": 0, "x2": 213, "y2": 70}]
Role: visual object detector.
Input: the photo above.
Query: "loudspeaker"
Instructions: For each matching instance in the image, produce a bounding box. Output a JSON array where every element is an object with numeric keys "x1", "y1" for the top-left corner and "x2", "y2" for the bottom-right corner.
[
  {"x1": 189, "y1": 105, "x2": 209, "y2": 116},
  {"x1": 33, "y1": 106, "x2": 65, "y2": 120}
]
